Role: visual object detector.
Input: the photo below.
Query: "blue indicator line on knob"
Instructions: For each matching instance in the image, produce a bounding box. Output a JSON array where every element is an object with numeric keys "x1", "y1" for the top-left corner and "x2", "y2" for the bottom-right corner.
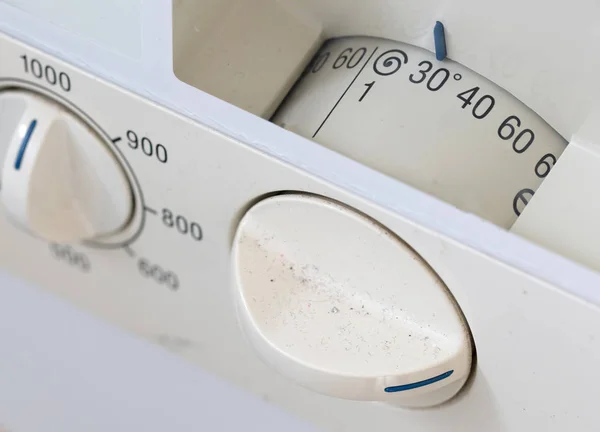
[
  {"x1": 384, "y1": 370, "x2": 454, "y2": 393},
  {"x1": 14, "y1": 119, "x2": 37, "y2": 170},
  {"x1": 434, "y1": 21, "x2": 447, "y2": 61}
]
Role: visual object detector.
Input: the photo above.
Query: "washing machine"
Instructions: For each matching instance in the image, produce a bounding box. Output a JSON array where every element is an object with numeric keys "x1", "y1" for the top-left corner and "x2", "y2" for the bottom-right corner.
[{"x1": 1, "y1": 1, "x2": 599, "y2": 431}]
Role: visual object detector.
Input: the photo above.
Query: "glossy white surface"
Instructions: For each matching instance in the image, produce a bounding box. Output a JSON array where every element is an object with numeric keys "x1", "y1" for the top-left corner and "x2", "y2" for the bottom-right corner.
[{"x1": 0, "y1": 270, "x2": 316, "y2": 432}]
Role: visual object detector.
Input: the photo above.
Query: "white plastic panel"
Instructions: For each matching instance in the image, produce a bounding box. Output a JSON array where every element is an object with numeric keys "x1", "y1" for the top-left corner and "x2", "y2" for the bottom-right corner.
[
  {"x1": 511, "y1": 113, "x2": 600, "y2": 272},
  {"x1": 0, "y1": 270, "x2": 316, "y2": 432},
  {"x1": 3, "y1": 2, "x2": 600, "y2": 431},
  {"x1": 0, "y1": 31, "x2": 600, "y2": 432},
  {"x1": 1, "y1": 0, "x2": 598, "y2": 308}
]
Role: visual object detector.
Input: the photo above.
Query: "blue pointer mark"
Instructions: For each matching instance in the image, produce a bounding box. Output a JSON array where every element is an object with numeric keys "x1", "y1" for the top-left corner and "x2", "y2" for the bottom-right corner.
[
  {"x1": 14, "y1": 119, "x2": 37, "y2": 170},
  {"x1": 434, "y1": 21, "x2": 447, "y2": 61},
  {"x1": 384, "y1": 370, "x2": 454, "y2": 393}
]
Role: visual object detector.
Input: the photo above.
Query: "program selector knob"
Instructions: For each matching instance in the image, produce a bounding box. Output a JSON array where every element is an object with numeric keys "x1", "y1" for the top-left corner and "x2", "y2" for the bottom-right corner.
[
  {"x1": 233, "y1": 194, "x2": 473, "y2": 407},
  {"x1": 0, "y1": 90, "x2": 132, "y2": 243}
]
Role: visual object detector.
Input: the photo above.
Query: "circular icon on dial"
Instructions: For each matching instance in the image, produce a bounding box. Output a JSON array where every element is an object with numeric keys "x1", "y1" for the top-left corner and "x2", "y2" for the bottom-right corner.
[
  {"x1": 232, "y1": 193, "x2": 473, "y2": 408},
  {"x1": 0, "y1": 88, "x2": 142, "y2": 246}
]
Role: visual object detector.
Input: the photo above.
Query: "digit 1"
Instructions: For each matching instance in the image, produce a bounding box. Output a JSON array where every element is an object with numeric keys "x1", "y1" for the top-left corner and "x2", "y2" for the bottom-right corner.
[
  {"x1": 359, "y1": 81, "x2": 375, "y2": 102},
  {"x1": 20, "y1": 54, "x2": 28, "y2": 73}
]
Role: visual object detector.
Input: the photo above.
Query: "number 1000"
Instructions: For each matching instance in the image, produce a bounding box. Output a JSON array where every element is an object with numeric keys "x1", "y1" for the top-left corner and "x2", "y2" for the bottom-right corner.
[{"x1": 20, "y1": 54, "x2": 71, "y2": 92}]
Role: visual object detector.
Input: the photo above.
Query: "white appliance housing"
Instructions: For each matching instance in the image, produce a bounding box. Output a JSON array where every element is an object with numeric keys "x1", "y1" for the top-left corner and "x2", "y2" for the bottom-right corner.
[{"x1": 1, "y1": 1, "x2": 600, "y2": 430}]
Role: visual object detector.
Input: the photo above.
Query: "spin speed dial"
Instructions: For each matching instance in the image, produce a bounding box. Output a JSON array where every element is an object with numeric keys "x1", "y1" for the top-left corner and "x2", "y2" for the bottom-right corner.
[
  {"x1": 0, "y1": 90, "x2": 133, "y2": 243},
  {"x1": 273, "y1": 37, "x2": 567, "y2": 228}
]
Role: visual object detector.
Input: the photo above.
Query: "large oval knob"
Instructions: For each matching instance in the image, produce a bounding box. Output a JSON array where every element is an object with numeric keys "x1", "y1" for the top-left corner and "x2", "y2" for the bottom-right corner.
[{"x1": 232, "y1": 194, "x2": 472, "y2": 408}]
